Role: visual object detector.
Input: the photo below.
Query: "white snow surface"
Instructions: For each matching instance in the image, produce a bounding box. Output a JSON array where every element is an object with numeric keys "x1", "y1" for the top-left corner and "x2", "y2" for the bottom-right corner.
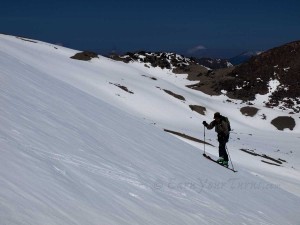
[{"x1": 0, "y1": 34, "x2": 300, "y2": 225}]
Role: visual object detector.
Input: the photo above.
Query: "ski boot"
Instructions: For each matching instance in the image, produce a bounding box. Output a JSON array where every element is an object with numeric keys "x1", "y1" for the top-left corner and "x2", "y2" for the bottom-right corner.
[
  {"x1": 217, "y1": 157, "x2": 224, "y2": 163},
  {"x1": 222, "y1": 161, "x2": 229, "y2": 167}
]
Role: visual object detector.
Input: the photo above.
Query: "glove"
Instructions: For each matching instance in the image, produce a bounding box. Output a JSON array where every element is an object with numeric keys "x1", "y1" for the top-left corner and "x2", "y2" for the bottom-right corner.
[{"x1": 202, "y1": 121, "x2": 208, "y2": 127}]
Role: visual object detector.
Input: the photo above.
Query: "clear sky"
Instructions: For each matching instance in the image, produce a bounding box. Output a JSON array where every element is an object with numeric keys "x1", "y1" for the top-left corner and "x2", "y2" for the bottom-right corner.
[{"x1": 1, "y1": 0, "x2": 300, "y2": 58}]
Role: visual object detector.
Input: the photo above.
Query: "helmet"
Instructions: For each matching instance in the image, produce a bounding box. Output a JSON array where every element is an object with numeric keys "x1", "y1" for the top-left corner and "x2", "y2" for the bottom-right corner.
[{"x1": 214, "y1": 112, "x2": 221, "y2": 119}]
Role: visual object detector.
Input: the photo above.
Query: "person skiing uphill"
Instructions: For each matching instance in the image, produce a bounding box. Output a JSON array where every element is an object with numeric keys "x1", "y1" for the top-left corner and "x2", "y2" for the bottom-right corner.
[{"x1": 203, "y1": 112, "x2": 230, "y2": 167}]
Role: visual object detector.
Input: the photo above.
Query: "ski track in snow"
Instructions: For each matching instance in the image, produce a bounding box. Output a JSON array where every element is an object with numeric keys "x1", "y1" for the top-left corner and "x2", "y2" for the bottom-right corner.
[
  {"x1": 1, "y1": 128, "x2": 148, "y2": 192},
  {"x1": 28, "y1": 147, "x2": 148, "y2": 190}
]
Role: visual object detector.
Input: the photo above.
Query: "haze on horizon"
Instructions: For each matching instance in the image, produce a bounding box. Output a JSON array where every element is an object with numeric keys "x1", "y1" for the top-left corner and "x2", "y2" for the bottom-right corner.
[{"x1": 1, "y1": 0, "x2": 300, "y2": 58}]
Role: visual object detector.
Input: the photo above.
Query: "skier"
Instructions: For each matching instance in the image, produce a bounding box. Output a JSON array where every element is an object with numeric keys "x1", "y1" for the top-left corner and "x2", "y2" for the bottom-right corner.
[{"x1": 203, "y1": 112, "x2": 230, "y2": 167}]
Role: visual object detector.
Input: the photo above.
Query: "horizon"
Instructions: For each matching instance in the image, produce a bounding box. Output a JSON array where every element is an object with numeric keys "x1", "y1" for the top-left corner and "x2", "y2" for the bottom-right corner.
[{"x1": 1, "y1": 0, "x2": 300, "y2": 58}]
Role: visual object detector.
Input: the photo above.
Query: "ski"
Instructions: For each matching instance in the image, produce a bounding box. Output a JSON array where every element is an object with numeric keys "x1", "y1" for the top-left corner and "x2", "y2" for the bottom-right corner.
[{"x1": 203, "y1": 153, "x2": 237, "y2": 172}]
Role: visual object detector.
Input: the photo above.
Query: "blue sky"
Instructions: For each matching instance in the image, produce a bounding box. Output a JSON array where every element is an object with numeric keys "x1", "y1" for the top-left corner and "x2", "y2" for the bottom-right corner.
[{"x1": 1, "y1": 0, "x2": 300, "y2": 58}]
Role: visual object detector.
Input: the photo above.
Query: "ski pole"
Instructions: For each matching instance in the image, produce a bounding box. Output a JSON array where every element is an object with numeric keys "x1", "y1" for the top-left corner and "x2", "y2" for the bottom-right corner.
[
  {"x1": 203, "y1": 125, "x2": 206, "y2": 155},
  {"x1": 225, "y1": 145, "x2": 235, "y2": 171}
]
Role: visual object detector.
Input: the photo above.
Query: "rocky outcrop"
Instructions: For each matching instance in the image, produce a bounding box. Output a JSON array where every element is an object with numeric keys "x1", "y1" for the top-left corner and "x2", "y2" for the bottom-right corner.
[
  {"x1": 71, "y1": 51, "x2": 99, "y2": 61},
  {"x1": 215, "y1": 41, "x2": 300, "y2": 113},
  {"x1": 110, "y1": 51, "x2": 197, "y2": 70},
  {"x1": 271, "y1": 116, "x2": 296, "y2": 131},
  {"x1": 240, "y1": 106, "x2": 259, "y2": 117},
  {"x1": 194, "y1": 57, "x2": 233, "y2": 69}
]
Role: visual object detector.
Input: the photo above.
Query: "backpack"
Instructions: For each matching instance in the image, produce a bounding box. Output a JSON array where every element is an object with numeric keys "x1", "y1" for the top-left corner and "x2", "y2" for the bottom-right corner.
[{"x1": 221, "y1": 116, "x2": 231, "y2": 131}]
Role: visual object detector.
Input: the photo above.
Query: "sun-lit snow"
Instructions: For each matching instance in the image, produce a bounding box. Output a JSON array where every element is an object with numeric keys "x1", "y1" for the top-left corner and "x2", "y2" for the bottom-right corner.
[{"x1": 0, "y1": 34, "x2": 300, "y2": 225}]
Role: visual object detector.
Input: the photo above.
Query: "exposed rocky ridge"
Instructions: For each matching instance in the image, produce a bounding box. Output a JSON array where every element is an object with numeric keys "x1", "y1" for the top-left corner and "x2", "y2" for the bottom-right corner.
[
  {"x1": 109, "y1": 51, "x2": 232, "y2": 71},
  {"x1": 180, "y1": 41, "x2": 300, "y2": 113},
  {"x1": 216, "y1": 41, "x2": 300, "y2": 113},
  {"x1": 110, "y1": 51, "x2": 198, "y2": 70},
  {"x1": 193, "y1": 57, "x2": 233, "y2": 69}
]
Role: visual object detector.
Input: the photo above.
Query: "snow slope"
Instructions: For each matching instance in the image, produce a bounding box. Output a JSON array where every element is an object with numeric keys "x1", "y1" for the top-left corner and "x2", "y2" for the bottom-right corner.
[{"x1": 0, "y1": 34, "x2": 300, "y2": 224}]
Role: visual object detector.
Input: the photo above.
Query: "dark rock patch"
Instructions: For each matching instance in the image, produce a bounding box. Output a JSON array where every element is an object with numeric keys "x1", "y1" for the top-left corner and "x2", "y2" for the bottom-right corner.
[
  {"x1": 240, "y1": 149, "x2": 287, "y2": 165},
  {"x1": 189, "y1": 105, "x2": 206, "y2": 115},
  {"x1": 71, "y1": 51, "x2": 99, "y2": 61},
  {"x1": 16, "y1": 37, "x2": 38, "y2": 43},
  {"x1": 141, "y1": 75, "x2": 157, "y2": 80},
  {"x1": 173, "y1": 64, "x2": 209, "y2": 80},
  {"x1": 186, "y1": 67, "x2": 235, "y2": 96},
  {"x1": 164, "y1": 129, "x2": 214, "y2": 147},
  {"x1": 261, "y1": 154, "x2": 282, "y2": 164},
  {"x1": 240, "y1": 106, "x2": 259, "y2": 117},
  {"x1": 278, "y1": 158, "x2": 287, "y2": 163},
  {"x1": 163, "y1": 89, "x2": 185, "y2": 101},
  {"x1": 271, "y1": 116, "x2": 296, "y2": 131},
  {"x1": 261, "y1": 160, "x2": 281, "y2": 166},
  {"x1": 109, "y1": 82, "x2": 134, "y2": 94},
  {"x1": 240, "y1": 149, "x2": 260, "y2": 156}
]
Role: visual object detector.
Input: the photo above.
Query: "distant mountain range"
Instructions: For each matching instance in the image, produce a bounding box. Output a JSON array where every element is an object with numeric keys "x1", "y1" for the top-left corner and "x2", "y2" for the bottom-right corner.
[{"x1": 229, "y1": 51, "x2": 262, "y2": 65}]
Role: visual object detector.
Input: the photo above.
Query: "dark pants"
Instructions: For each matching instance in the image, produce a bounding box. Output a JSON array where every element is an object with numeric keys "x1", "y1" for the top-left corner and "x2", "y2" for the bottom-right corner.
[{"x1": 218, "y1": 134, "x2": 229, "y2": 161}]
